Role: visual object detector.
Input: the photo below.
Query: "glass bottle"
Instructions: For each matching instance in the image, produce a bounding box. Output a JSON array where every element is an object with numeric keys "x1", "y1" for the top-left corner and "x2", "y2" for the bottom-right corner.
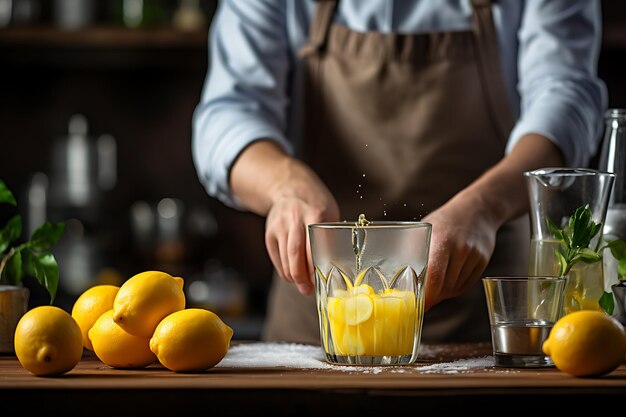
[{"x1": 598, "y1": 108, "x2": 626, "y2": 324}]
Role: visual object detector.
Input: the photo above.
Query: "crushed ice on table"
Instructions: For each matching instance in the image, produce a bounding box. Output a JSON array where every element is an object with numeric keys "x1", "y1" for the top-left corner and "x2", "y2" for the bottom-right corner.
[{"x1": 215, "y1": 342, "x2": 507, "y2": 374}]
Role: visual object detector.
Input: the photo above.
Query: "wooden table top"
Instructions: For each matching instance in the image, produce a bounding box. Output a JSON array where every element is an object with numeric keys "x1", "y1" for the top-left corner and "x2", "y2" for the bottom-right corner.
[{"x1": 2, "y1": 341, "x2": 625, "y2": 416}]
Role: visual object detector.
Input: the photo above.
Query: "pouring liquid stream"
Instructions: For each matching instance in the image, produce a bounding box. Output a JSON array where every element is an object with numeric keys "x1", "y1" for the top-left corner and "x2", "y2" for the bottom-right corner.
[{"x1": 352, "y1": 213, "x2": 369, "y2": 273}]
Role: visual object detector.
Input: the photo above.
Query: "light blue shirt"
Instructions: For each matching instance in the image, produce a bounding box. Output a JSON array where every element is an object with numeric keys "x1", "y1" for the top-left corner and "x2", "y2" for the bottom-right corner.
[{"x1": 192, "y1": 0, "x2": 607, "y2": 208}]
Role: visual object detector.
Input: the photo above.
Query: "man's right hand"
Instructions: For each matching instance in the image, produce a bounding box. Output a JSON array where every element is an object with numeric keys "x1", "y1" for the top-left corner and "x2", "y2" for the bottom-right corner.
[{"x1": 230, "y1": 140, "x2": 340, "y2": 296}]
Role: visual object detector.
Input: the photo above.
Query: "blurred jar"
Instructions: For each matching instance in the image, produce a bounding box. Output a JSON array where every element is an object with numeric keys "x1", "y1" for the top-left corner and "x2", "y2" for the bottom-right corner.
[
  {"x1": 53, "y1": 0, "x2": 96, "y2": 30},
  {"x1": 172, "y1": 0, "x2": 206, "y2": 32},
  {"x1": 48, "y1": 114, "x2": 117, "y2": 225},
  {"x1": 0, "y1": 0, "x2": 11, "y2": 27},
  {"x1": 117, "y1": 0, "x2": 165, "y2": 28},
  {"x1": 5, "y1": 0, "x2": 41, "y2": 26}
]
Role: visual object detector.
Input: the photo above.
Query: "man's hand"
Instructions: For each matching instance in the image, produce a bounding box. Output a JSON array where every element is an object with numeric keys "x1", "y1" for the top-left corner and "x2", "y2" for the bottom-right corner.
[
  {"x1": 230, "y1": 140, "x2": 339, "y2": 296},
  {"x1": 421, "y1": 133, "x2": 565, "y2": 311},
  {"x1": 422, "y1": 192, "x2": 498, "y2": 311},
  {"x1": 264, "y1": 160, "x2": 339, "y2": 295}
]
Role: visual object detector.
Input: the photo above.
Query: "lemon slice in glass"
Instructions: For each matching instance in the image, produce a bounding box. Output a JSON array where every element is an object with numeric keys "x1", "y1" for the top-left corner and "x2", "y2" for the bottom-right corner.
[{"x1": 344, "y1": 294, "x2": 374, "y2": 325}]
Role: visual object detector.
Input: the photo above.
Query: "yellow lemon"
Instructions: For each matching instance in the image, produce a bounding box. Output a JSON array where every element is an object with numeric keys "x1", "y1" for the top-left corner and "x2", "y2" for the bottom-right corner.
[
  {"x1": 150, "y1": 308, "x2": 233, "y2": 372},
  {"x1": 71, "y1": 284, "x2": 119, "y2": 351},
  {"x1": 349, "y1": 284, "x2": 374, "y2": 296},
  {"x1": 14, "y1": 306, "x2": 83, "y2": 376},
  {"x1": 113, "y1": 270, "x2": 186, "y2": 337},
  {"x1": 542, "y1": 310, "x2": 626, "y2": 377},
  {"x1": 344, "y1": 294, "x2": 374, "y2": 326},
  {"x1": 89, "y1": 310, "x2": 157, "y2": 369}
]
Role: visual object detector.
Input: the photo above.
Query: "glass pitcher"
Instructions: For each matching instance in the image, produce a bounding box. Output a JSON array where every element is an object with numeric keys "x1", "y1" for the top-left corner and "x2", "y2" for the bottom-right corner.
[{"x1": 524, "y1": 168, "x2": 615, "y2": 314}]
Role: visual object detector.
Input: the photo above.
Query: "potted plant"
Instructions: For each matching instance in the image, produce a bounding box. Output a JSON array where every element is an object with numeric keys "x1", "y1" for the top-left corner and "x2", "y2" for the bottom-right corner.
[{"x1": 0, "y1": 180, "x2": 64, "y2": 353}]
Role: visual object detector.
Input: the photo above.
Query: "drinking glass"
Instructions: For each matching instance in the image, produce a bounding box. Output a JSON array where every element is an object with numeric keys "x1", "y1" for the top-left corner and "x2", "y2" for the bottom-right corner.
[
  {"x1": 483, "y1": 276, "x2": 567, "y2": 368},
  {"x1": 308, "y1": 221, "x2": 431, "y2": 365},
  {"x1": 524, "y1": 168, "x2": 615, "y2": 313}
]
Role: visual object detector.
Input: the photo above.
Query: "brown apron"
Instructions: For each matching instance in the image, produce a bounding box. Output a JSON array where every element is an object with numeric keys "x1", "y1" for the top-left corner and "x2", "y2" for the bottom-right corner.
[{"x1": 262, "y1": 0, "x2": 530, "y2": 344}]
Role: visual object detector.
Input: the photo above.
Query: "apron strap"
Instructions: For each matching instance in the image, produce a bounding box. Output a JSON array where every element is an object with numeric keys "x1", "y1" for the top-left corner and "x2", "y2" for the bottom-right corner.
[
  {"x1": 470, "y1": 0, "x2": 515, "y2": 141},
  {"x1": 298, "y1": 0, "x2": 338, "y2": 58}
]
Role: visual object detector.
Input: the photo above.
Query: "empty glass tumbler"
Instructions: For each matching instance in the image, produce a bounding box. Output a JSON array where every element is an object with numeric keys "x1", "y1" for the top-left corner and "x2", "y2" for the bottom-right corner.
[{"x1": 483, "y1": 276, "x2": 567, "y2": 368}]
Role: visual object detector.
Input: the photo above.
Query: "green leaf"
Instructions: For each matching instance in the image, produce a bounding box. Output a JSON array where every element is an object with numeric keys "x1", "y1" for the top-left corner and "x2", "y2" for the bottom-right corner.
[
  {"x1": 4, "y1": 251, "x2": 22, "y2": 285},
  {"x1": 576, "y1": 248, "x2": 602, "y2": 264},
  {"x1": 619, "y1": 257, "x2": 626, "y2": 280},
  {"x1": 608, "y1": 239, "x2": 626, "y2": 260},
  {"x1": 27, "y1": 251, "x2": 58, "y2": 304},
  {"x1": 21, "y1": 250, "x2": 35, "y2": 278},
  {"x1": 28, "y1": 222, "x2": 65, "y2": 251},
  {"x1": 555, "y1": 249, "x2": 568, "y2": 276},
  {"x1": 0, "y1": 180, "x2": 16, "y2": 206},
  {"x1": 599, "y1": 291, "x2": 615, "y2": 315},
  {"x1": 546, "y1": 217, "x2": 563, "y2": 238},
  {"x1": 0, "y1": 215, "x2": 22, "y2": 254},
  {"x1": 568, "y1": 204, "x2": 601, "y2": 250}
]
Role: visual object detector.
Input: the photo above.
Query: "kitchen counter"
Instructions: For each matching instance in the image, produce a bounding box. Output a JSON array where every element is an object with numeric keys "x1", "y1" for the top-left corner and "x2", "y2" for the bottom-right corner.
[{"x1": 2, "y1": 341, "x2": 625, "y2": 416}]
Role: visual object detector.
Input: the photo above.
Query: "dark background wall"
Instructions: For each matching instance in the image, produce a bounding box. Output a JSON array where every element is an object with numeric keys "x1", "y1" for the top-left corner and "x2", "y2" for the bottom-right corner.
[{"x1": 0, "y1": 0, "x2": 625, "y2": 339}]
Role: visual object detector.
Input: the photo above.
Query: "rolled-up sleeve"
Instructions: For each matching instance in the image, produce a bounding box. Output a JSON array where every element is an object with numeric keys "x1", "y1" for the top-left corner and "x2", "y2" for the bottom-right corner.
[
  {"x1": 192, "y1": 0, "x2": 292, "y2": 208},
  {"x1": 507, "y1": 0, "x2": 607, "y2": 167}
]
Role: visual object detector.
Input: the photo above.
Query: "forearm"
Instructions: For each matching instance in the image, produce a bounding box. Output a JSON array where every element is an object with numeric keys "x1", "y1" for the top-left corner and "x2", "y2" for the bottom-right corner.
[
  {"x1": 230, "y1": 140, "x2": 292, "y2": 216},
  {"x1": 230, "y1": 139, "x2": 335, "y2": 219},
  {"x1": 452, "y1": 134, "x2": 565, "y2": 228}
]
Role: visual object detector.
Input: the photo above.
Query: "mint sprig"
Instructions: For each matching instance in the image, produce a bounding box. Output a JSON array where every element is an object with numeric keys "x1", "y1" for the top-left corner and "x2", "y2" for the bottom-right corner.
[
  {"x1": 547, "y1": 203, "x2": 626, "y2": 315},
  {"x1": 546, "y1": 204, "x2": 603, "y2": 277},
  {"x1": 0, "y1": 180, "x2": 65, "y2": 303}
]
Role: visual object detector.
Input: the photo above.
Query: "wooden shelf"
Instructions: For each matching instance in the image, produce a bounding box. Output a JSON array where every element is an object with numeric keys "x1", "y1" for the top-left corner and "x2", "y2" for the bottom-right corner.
[
  {"x1": 0, "y1": 25, "x2": 208, "y2": 70},
  {"x1": 2, "y1": 21, "x2": 625, "y2": 50},
  {"x1": 0, "y1": 25, "x2": 207, "y2": 50}
]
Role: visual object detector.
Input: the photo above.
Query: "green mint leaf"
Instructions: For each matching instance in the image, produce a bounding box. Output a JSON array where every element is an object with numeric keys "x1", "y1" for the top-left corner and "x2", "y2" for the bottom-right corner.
[
  {"x1": 618, "y1": 257, "x2": 626, "y2": 280},
  {"x1": 0, "y1": 215, "x2": 22, "y2": 254},
  {"x1": 546, "y1": 217, "x2": 563, "y2": 238},
  {"x1": 4, "y1": 250, "x2": 22, "y2": 285},
  {"x1": 0, "y1": 180, "x2": 16, "y2": 206},
  {"x1": 608, "y1": 239, "x2": 626, "y2": 260},
  {"x1": 28, "y1": 222, "x2": 65, "y2": 251},
  {"x1": 599, "y1": 291, "x2": 615, "y2": 315},
  {"x1": 555, "y1": 249, "x2": 568, "y2": 276},
  {"x1": 26, "y1": 251, "x2": 58, "y2": 304},
  {"x1": 576, "y1": 248, "x2": 602, "y2": 264},
  {"x1": 569, "y1": 205, "x2": 600, "y2": 250}
]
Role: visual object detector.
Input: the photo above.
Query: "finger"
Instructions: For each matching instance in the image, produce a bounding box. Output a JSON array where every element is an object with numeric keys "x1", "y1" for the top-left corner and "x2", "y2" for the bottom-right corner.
[
  {"x1": 444, "y1": 247, "x2": 466, "y2": 296},
  {"x1": 277, "y1": 229, "x2": 292, "y2": 284},
  {"x1": 455, "y1": 254, "x2": 480, "y2": 296},
  {"x1": 424, "y1": 248, "x2": 449, "y2": 311},
  {"x1": 287, "y1": 222, "x2": 312, "y2": 295},
  {"x1": 460, "y1": 255, "x2": 489, "y2": 295},
  {"x1": 265, "y1": 231, "x2": 287, "y2": 282},
  {"x1": 305, "y1": 228, "x2": 314, "y2": 285}
]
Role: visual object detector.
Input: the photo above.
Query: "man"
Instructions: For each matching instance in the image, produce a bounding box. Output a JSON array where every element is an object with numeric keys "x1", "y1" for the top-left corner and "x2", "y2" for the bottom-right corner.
[{"x1": 192, "y1": 0, "x2": 606, "y2": 343}]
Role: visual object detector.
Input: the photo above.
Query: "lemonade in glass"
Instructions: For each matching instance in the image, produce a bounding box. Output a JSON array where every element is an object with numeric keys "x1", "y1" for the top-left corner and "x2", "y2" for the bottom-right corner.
[{"x1": 309, "y1": 216, "x2": 431, "y2": 365}]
